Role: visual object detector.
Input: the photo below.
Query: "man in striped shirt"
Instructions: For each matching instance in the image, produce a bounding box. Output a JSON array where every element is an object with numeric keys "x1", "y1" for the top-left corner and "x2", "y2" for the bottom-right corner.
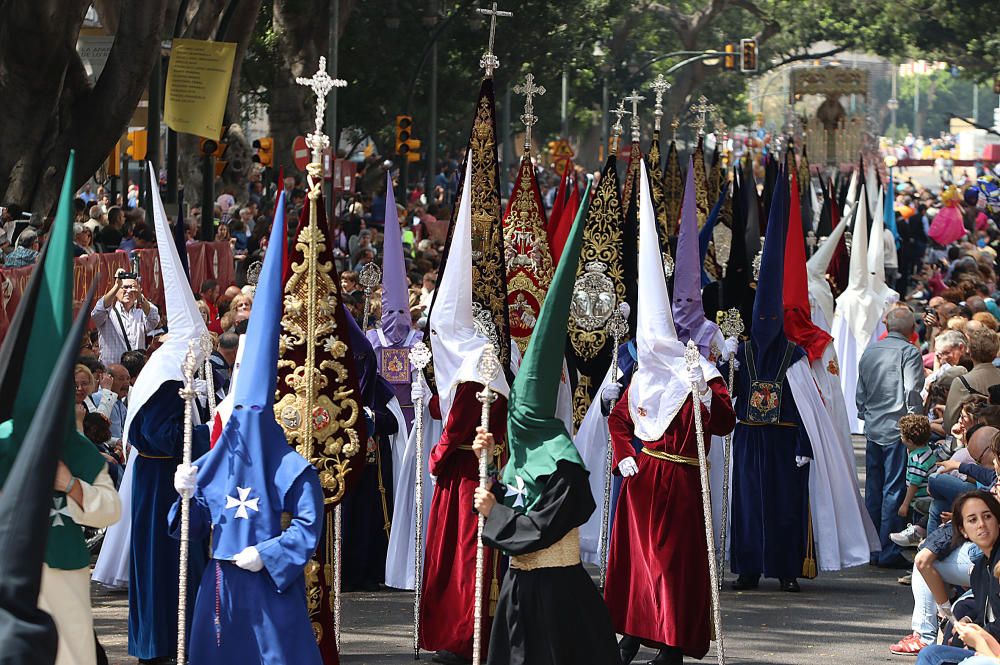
[{"x1": 91, "y1": 268, "x2": 159, "y2": 367}]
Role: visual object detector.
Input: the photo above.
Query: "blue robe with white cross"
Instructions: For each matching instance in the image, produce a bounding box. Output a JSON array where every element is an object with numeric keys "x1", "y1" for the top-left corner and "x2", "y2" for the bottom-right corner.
[{"x1": 168, "y1": 469, "x2": 324, "y2": 665}]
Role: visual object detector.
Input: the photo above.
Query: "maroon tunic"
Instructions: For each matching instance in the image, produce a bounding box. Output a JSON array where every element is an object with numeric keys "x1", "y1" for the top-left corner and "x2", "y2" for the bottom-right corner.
[
  {"x1": 604, "y1": 378, "x2": 735, "y2": 659},
  {"x1": 419, "y1": 382, "x2": 508, "y2": 659}
]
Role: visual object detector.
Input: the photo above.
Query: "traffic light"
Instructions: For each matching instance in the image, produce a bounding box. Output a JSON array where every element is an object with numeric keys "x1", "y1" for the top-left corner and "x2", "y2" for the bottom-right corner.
[
  {"x1": 107, "y1": 141, "x2": 121, "y2": 177},
  {"x1": 199, "y1": 137, "x2": 225, "y2": 158},
  {"x1": 125, "y1": 130, "x2": 147, "y2": 160},
  {"x1": 723, "y1": 42, "x2": 736, "y2": 71},
  {"x1": 741, "y1": 38, "x2": 758, "y2": 73},
  {"x1": 252, "y1": 137, "x2": 274, "y2": 167},
  {"x1": 395, "y1": 115, "x2": 421, "y2": 159}
]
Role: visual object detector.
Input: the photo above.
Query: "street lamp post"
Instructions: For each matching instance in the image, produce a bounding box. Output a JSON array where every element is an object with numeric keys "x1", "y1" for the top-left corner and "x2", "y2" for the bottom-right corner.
[{"x1": 888, "y1": 64, "x2": 898, "y2": 138}]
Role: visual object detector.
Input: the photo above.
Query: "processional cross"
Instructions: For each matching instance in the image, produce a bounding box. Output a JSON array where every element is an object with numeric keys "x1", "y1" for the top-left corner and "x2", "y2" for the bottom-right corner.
[
  {"x1": 689, "y1": 95, "x2": 716, "y2": 137},
  {"x1": 648, "y1": 75, "x2": 671, "y2": 131},
  {"x1": 611, "y1": 99, "x2": 630, "y2": 153},
  {"x1": 623, "y1": 89, "x2": 646, "y2": 143},
  {"x1": 476, "y1": 2, "x2": 512, "y2": 78},
  {"x1": 514, "y1": 73, "x2": 545, "y2": 153},
  {"x1": 295, "y1": 57, "x2": 347, "y2": 164}
]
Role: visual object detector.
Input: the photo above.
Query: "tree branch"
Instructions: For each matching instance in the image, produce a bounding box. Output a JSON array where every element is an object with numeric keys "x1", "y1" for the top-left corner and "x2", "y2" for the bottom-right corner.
[{"x1": 768, "y1": 45, "x2": 847, "y2": 70}]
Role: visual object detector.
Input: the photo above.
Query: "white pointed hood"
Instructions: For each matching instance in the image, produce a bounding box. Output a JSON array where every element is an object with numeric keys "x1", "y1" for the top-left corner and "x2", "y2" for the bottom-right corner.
[
  {"x1": 122, "y1": 166, "x2": 209, "y2": 445},
  {"x1": 833, "y1": 187, "x2": 883, "y2": 350},
  {"x1": 806, "y1": 206, "x2": 848, "y2": 326},
  {"x1": 629, "y1": 160, "x2": 720, "y2": 441},
  {"x1": 429, "y1": 155, "x2": 509, "y2": 419},
  {"x1": 867, "y1": 186, "x2": 898, "y2": 310},
  {"x1": 841, "y1": 168, "x2": 860, "y2": 234}
]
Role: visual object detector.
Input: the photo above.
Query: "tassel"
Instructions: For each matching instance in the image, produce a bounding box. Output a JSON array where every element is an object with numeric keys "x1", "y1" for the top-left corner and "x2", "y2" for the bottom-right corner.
[
  {"x1": 489, "y1": 577, "x2": 499, "y2": 617},
  {"x1": 802, "y1": 501, "x2": 818, "y2": 579}
]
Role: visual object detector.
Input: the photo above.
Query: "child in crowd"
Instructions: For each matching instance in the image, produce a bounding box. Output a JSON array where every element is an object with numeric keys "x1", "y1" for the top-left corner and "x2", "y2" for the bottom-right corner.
[{"x1": 898, "y1": 414, "x2": 947, "y2": 524}]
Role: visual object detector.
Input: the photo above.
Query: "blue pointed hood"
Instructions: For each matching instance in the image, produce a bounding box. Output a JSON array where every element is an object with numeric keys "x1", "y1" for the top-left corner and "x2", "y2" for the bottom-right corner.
[
  {"x1": 195, "y1": 192, "x2": 314, "y2": 561},
  {"x1": 752, "y1": 168, "x2": 801, "y2": 371}
]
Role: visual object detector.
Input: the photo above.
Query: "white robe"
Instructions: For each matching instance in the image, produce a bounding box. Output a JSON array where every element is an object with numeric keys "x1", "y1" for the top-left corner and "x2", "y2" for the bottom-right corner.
[
  {"x1": 91, "y1": 448, "x2": 136, "y2": 588},
  {"x1": 787, "y1": 355, "x2": 880, "y2": 571},
  {"x1": 385, "y1": 396, "x2": 409, "y2": 499},
  {"x1": 574, "y1": 365, "x2": 616, "y2": 565},
  {"x1": 45, "y1": 466, "x2": 120, "y2": 665},
  {"x1": 384, "y1": 381, "x2": 440, "y2": 590}
]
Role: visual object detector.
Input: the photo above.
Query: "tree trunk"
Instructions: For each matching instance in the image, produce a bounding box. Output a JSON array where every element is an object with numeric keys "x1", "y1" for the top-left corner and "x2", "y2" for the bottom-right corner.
[{"x1": 0, "y1": 0, "x2": 176, "y2": 221}]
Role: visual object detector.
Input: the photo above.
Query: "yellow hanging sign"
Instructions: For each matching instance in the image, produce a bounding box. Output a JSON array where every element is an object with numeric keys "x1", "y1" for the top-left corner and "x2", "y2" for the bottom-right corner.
[{"x1": 164, "y1": 38, "x2": 236, "y2": 140}]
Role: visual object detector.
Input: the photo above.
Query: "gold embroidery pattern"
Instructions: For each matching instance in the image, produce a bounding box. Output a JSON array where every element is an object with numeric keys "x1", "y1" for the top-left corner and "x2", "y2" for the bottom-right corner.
[
  {"x1": 568, "y1": 157, "x2": 625, "y2": 363},
  {"x1": 572, "y1": 375, "x2": 593, "y2": 429},
  {"x1": 648, "y1": 130, "x2": 670, "y2": 243},
  {"x1": 276, "y1": 183, "x2": 362, "y2": 505},
  {"x1": 621, "y1": 142, "x2": 642, "y2": 218},
  {"x1": 693, "y1": 137, "x2": 709, "y2": 229},
  {"x1": 469, "y1": 80, "x2": 512, "y2": 371},
  {"x1": 503, "y1": 157, "x2": 555, "y2": 353},
  {"x1": 663, "y1": 140, "x2": 684, "y2": 238}
]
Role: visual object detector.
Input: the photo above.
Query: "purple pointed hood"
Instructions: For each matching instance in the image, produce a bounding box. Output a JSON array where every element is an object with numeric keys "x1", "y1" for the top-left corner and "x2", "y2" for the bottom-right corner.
[
  {"x1": 673, "y1": 157, "x2": 720, "y2": 358},
  {"x1": 381, "y1": 173, "x2": 411, "y2": 344}
]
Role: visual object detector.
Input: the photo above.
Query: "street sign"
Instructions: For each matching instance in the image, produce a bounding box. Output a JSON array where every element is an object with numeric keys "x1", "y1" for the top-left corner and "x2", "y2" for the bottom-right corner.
[{"x1": 292, "y1": 135, "x2": 310, "y2": 171}]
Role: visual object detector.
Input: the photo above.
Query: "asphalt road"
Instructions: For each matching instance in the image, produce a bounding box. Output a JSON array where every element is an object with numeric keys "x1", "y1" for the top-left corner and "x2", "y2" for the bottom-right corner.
[{"x1": 92, "y1": 436, "x2": 915, "y2": 664}]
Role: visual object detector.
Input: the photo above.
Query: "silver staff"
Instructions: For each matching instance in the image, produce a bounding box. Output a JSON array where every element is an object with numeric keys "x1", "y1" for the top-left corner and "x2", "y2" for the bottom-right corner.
[
  {"x1": 685, "y1": 341, "x2": 726, "y2": 665},
  {"x1": 717, "y1": 308, "x2": 744, "y2": 588},
  {"x1": 359, "y1": 262, "x2": 382, "y2": 330},
  {"x1": 473, "y1": 343, "x2": 501, "y2": 665},
  {"x1": 409, "y1": 341, "x2": 432, "y2": 659},
  {"x1": 176, "y1": 340, "x2": 201, "y2": 665},
  {"x1": 198, "y1": 331, "x2": 217, "y2": 417},
  {"x1": 599, "y1": 303, "x2": 629, "y2": 589}
]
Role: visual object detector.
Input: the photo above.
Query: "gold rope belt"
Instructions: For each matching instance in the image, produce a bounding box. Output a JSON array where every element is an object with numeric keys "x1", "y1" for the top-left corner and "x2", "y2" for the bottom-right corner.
[
  {"x1": 510, "y1": 528, "x2": 580, "y2": 571},
  {"x1": 137, "y1": 451, "x2": 174, "y2": 460},
  {"x1": 640, "y1": 447, "x2": 700, "y2": 467},
  {"x1": 740, "y1": 421, "x2": 797, "y2": 428}
]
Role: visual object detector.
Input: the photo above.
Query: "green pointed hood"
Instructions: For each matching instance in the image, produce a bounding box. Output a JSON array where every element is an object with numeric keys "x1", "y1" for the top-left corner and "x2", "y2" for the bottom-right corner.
[
  {"x1": 502, "y1": 179, "x2": 592, "y2": 510},
  {"x1": 0, "y1": 151, "x2": 77, "y2": 481}
]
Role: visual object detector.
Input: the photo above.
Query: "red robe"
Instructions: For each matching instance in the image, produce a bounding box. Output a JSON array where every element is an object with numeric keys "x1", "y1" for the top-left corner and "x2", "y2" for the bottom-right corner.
[
  {"x1": 604, "y1": 378, "x2": 735, "y2": 659},
  {"x1": 420, "y1": 382, "x2": 508, "y2": 659}
]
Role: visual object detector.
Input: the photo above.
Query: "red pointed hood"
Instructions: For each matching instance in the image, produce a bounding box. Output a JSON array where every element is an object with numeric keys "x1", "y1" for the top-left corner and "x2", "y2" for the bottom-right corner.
[{"x1": 784, "y1": 170, "x2": 832, "y2": 362}]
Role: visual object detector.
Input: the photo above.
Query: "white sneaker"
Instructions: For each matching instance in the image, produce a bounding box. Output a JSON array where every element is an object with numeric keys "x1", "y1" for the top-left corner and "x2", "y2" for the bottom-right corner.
[{"x1": 890, "y1": 523, "x2": 924, "y2": 548}]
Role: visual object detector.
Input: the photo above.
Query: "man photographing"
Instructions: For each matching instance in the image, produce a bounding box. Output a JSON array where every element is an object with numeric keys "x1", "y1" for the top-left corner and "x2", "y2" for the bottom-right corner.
[{"x1": 91, "y1": 268, "x2": 160, "y2": 366}]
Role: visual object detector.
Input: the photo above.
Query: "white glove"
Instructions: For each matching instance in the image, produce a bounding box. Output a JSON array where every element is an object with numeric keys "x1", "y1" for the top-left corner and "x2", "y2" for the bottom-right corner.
[
  {"x1": 687, "y1": 364, "x2": 707, "y2": 391},
  {"x1": 618, "y1": 457, "x2": 639, "y2": 477},
  {"x1": 602, "y1": 382, "x2": 622, "y2": 404},
  {"x1": 173, "y1": 464, "x2": 198, "y2": 499},
  {"x1": 233, "y1": 545, "x2": 264, "y2": 572},
  {"x1": 724, "y1": 336, "x2": 739, "y2": 359}
]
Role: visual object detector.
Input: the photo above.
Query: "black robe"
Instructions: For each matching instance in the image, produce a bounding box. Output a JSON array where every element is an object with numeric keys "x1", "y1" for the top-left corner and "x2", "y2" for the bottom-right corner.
[{"x1": 483, "y1": 460, "x2": 619, "y2": 665}]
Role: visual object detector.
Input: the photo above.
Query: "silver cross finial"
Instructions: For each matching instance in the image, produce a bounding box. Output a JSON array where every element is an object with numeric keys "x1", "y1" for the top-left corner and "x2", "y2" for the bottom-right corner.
[
  {"x1": 648, "y1": 74, "x2": 670, "y2": 131},
  {"x1": 610, "y1": 99, "x2": 630, "y2": 155},
  {"x1": 670, "y1": 116, "x2": 680, "y2": 141},
  {"x1": 624, "y1": 89, "x2": 646, "y2": 143},
  {"x1": 514, "y1": 73, "x2": 545, "y2": 153},
  {"x1": 689, "y1": 94, "x2": 716, "y2": 137},
  {"x1": 476, "y1": 2, "x2": 512, "y2": 78},
  {"x1": 295, "y1": 57, "x2": 347, "y2": 163}
]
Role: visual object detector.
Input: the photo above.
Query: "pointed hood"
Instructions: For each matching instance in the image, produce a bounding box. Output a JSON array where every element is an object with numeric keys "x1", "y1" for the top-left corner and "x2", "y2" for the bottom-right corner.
[
  {"x1": 549, "y1": 171, "x2": 579, "y2": 264},
  {"x1": 816, "y1": 178, "x2": 834, "y2": 237},
  {"x1": 784, "y1": 170, "x2": 833, "y2": 361},
  {"x1": 380, "y1": 174, "x2": 411, "y2": 345},
  {"x1": 0, "y1": 295, "x2": 93, "y2": 664},
  {"x1": 429, "y1": 157, "x2": 509, "y2": 418},
  {"x1": 548, "y1": 162, "x2": 570, "y2": 237},
  {"x1": 834, "y1": 186, "x2": 883, "y2": 349},
  {"x1": 674, "y1": 159, "x2": 721, "y2": 357},
  {"x1": 647, "y1": 127, "x2": 670, "y2": 244},
  {"x1": 502, "y1": 180, "x2": 591, "y2": 510},
  {"x1": 704, "y1": 170, "x2": 753, "y2": 326},
  {"x1": 630, "y1": 160, "x2": 720, "y2": 441},
  {"x1": 196, "y1": 192, "x2": 313, "y2": 560},
  {"x1": 868, "y1": 186, "x2": 898, "y2": 310},
  {"x1": 807, "y1": 194, "x2": 849, "y2": 327},
  {"x1": 503, "y1": 154, "x2": 555, "y2": 354},
  {"x1": 124, "y1": 166, "x2": 209, "y2": 445},
  {"x1": 751, "y1": 168, "x2": 797, "y2": 370},
  {"x1": 761, "y1": 154, "x2": 778, "y2": 231}
]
